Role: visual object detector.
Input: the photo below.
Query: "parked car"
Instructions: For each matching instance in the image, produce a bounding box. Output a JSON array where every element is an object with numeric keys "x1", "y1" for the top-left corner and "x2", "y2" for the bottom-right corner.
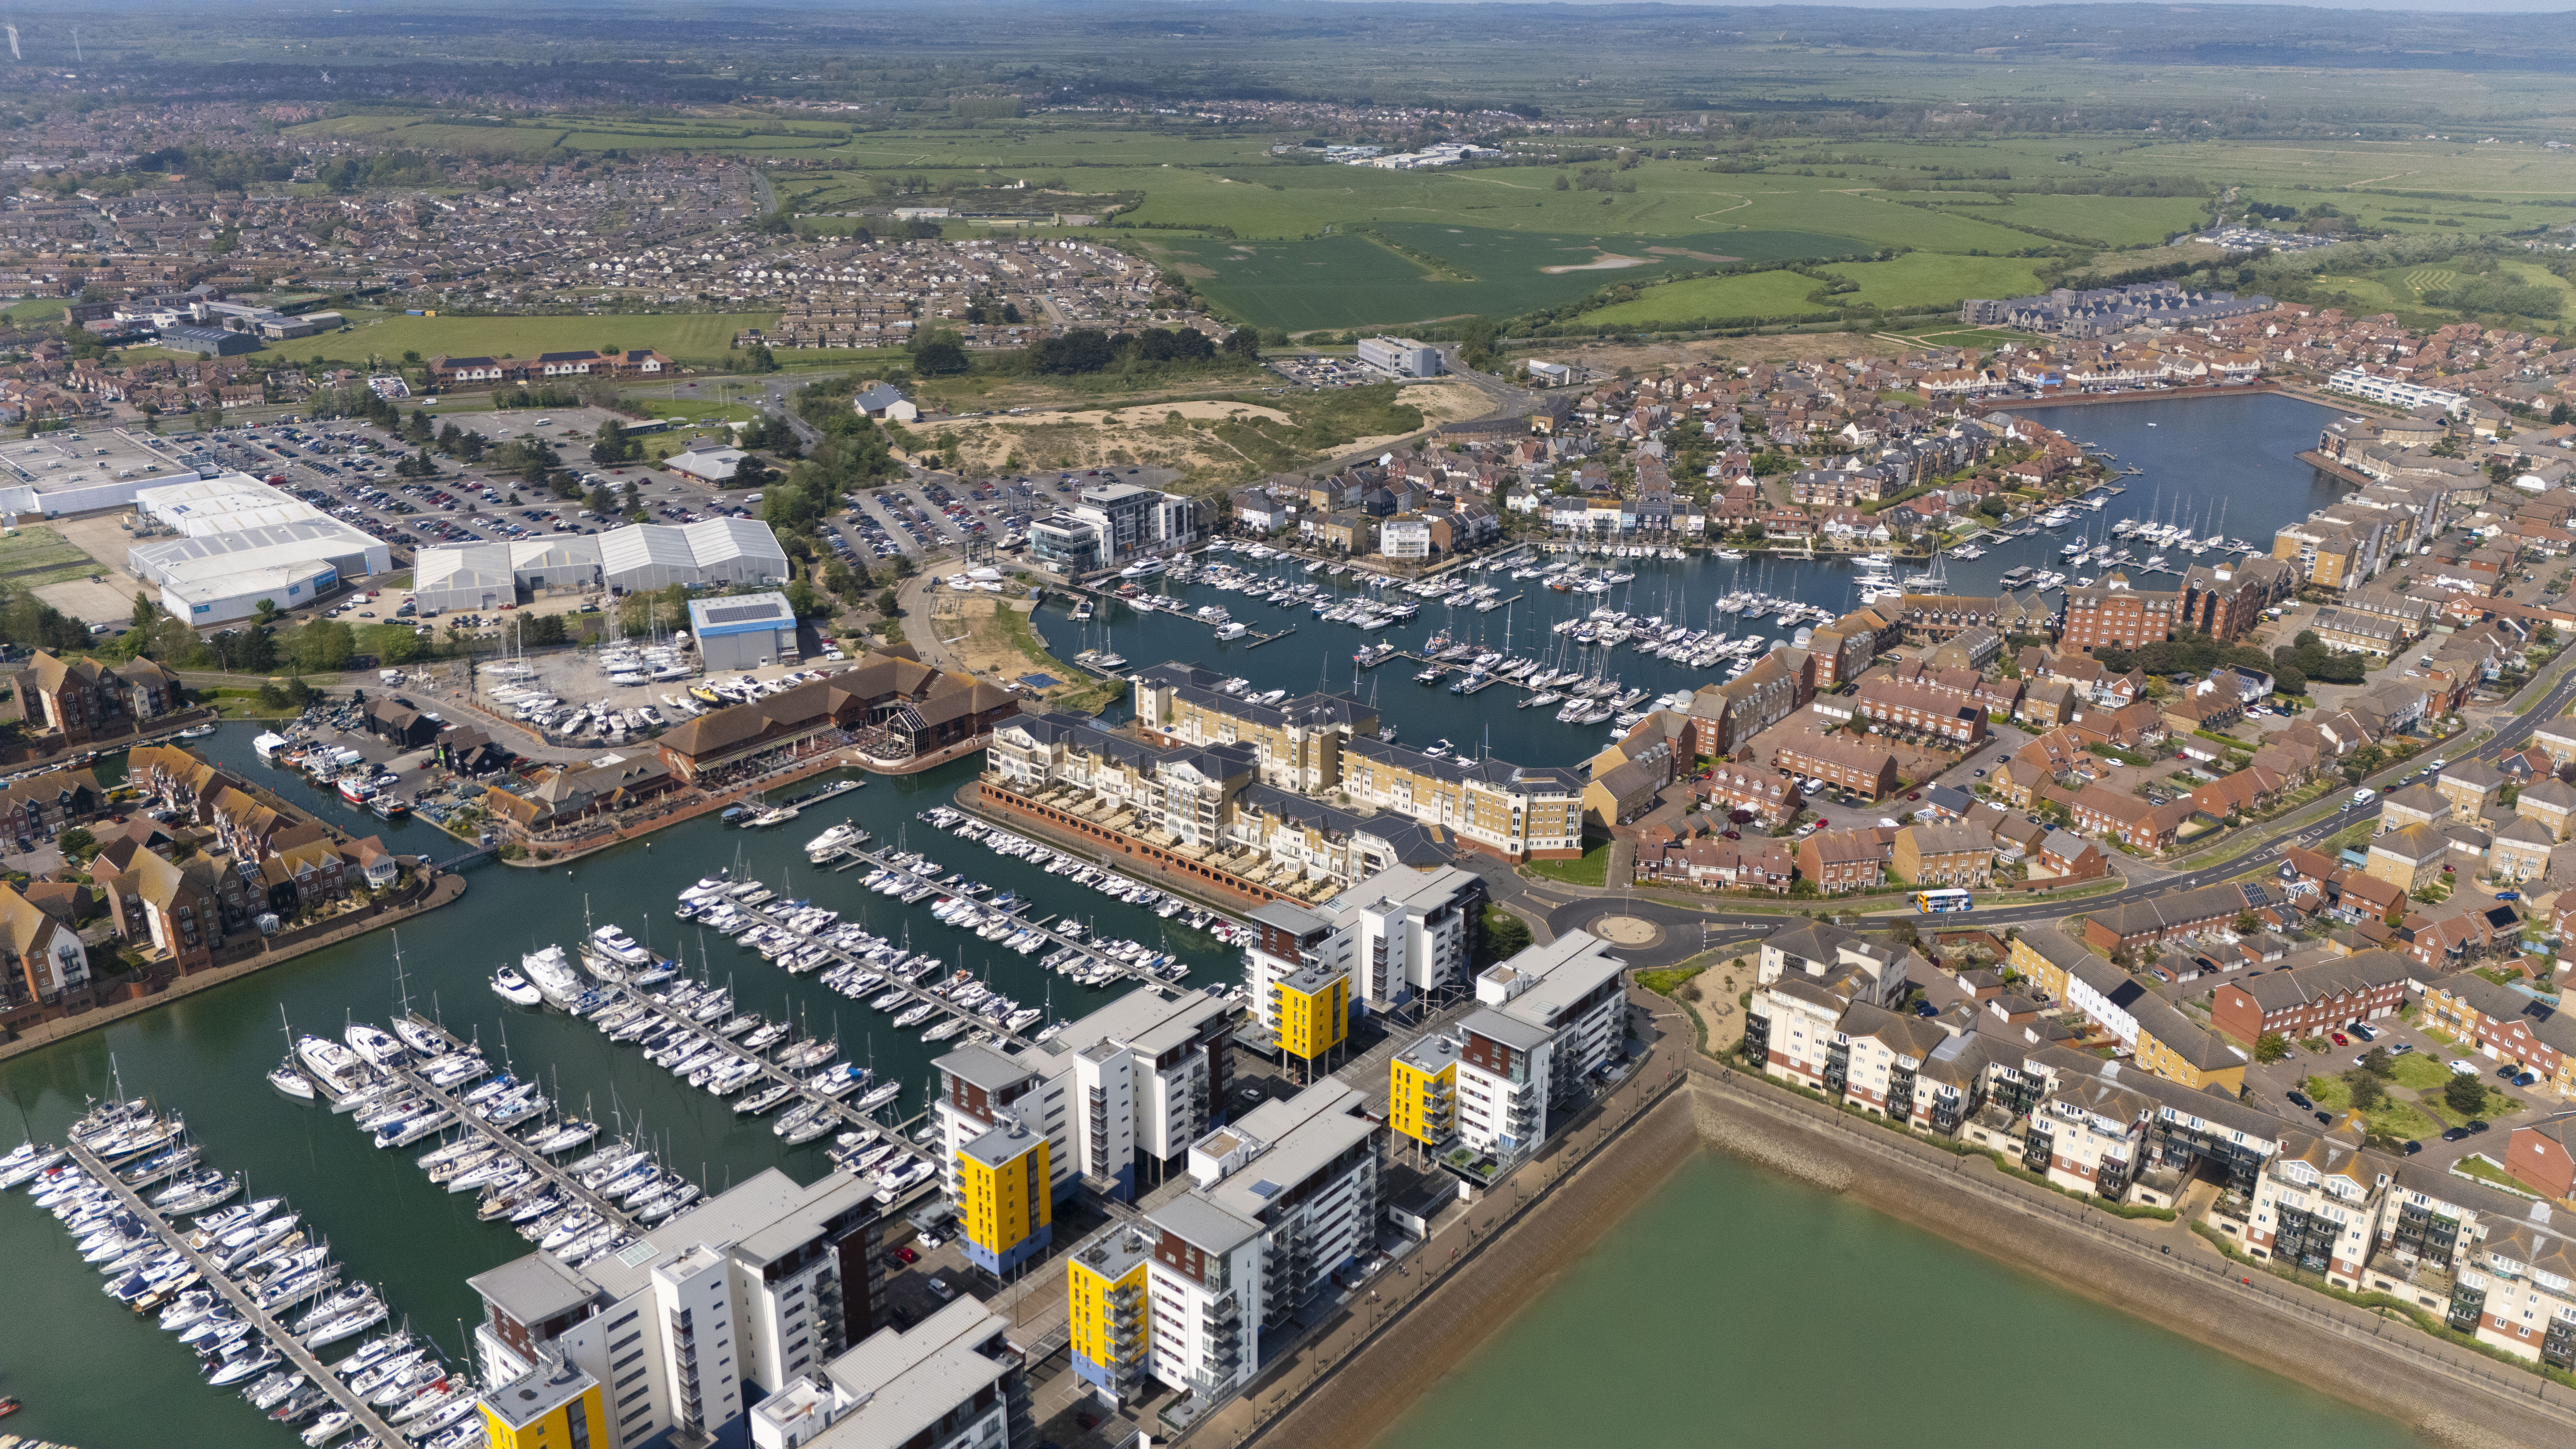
[
  {"x1": 2450, "y1": 1059, "x2": 2481, "y2": 1075},
  {"x1": 926, "y1": 1278, "x2": 954, "y2": 1302}
]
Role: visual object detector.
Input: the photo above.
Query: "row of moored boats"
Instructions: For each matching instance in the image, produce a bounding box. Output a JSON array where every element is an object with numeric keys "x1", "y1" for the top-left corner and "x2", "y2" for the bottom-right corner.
[{"x1": 2, "y1": 1109, "x2": 476, "y2": 1449}]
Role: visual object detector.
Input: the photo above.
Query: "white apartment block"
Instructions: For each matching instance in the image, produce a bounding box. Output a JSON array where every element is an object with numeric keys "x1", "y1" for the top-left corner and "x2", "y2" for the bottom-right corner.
[
  {"x1": 1135, "y1": 1081, "x2": 1386, "y2": 1410},
  {"x1": 1757, "y1": 919, "x2": 1912, "y2": 1011},
  {"x1": 934, "y1": 988, "x2": 1235, "y2": 1204},
  {"x1": 1402, "y1": 930, "x2": 1632, "y2": 1161},
  {"x1": 750, "y1": 1298, "x2": 1029, "y2": 1449},
  {"x1": 467, "y1": 1169, "x2": 883, "y2": 1449},
  {"x1": 2326, "y1": 368, "x2": 2466, "y2": 416},
  {"x1": 1244, "y1": 863, "x2": 1483, "y2": 1020}
]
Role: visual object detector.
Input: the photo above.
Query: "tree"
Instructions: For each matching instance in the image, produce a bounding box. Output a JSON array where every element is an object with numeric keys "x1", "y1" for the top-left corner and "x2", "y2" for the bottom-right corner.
[
  {"x1": 2255, "y1": 1031, "x2": 2290, "y2": 1064},
  {"x1": 55, "y1": 824, "x2": 95, "y2": 860},
  {"x1": 2345, "y1": 1070, "x2": 2386, "y2": 1113},
  {"x1": 2443, "y1": 1072, "x2": 2488, "y2": 1119},
  {"x1": 2360, "y1": 1046, "x2": 2394, "y2": 1078},
  {"x1": 912, "y1": 335, "x2": 970, "y2": 377},
  {"x1": 1481, "y1": 905, "x2": 1532, "y2": 962}
]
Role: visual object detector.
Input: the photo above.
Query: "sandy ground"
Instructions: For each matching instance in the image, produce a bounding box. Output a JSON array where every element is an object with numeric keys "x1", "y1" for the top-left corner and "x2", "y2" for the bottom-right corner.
[
  {"x1": 908, "y1": 380, "x2": 1490, "y2": 481},
  {"x1": 931, "y1": 592, "x2": 1099, "y2": 708}
]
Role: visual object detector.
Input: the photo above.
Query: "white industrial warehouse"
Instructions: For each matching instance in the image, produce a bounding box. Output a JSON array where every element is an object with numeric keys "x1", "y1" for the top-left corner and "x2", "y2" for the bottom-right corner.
[
  {"x1": 127, "y1": 474, "x2": 393, "y2": 624},
  {"x1": 409, "y1": 517, "x2": 788, "y2": 612}
]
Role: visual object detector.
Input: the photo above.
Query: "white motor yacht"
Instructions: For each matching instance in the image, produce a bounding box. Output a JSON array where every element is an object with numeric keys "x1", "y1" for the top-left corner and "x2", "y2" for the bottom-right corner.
[
  {"x1": 521, "y1": 945, "x2": 585, "y2": 1008},
  {"x1": 489, "y1": 967, "x2": 542, "y2": 1008}
]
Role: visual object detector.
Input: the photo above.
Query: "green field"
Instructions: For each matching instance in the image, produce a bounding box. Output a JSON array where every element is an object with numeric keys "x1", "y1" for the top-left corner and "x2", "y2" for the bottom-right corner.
[
  {"x1": 250, "y1": 310, "x2": 783, "y2": 369},
  {"x1": 4, "y1": 298, "x2": 68, "y2": 325},
  {"x1": 0, "y1": 526, "x2": 107, "y2": 589},
  {"x1": 1169, "y1": 224, "x2": 1869, "y2": 332}
]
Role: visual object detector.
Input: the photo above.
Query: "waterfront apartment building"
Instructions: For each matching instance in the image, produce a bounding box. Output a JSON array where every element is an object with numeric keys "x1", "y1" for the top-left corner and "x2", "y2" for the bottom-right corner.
[
  {"x1": 1336, "y1": 737, "x2": 1585, "y2": 862},
  {"x1": 2059, "y1": 573, "x2": 2181, "y2": 654},
  {"x1": 1758, "y1": 919, "x2": 1912, "y2": 1012},
  {"x1": 1240, "y1": 863, "x2": 1483, "y2": 1024},
  {"x1": 1021, "y1": 667, "x2": 1583, "y2": 865},
  {"x1": 1130, "y1": 663, "x2": 1377, "y2": 793},
  {"x1": 933, "y1": 988, "x2": 1237, "y2": 1212},
  {"x1": 1064, "y1": 1080, "x2": 1384, "y2": 1414},
  {"x1": 467, "y1": 1169, "x2": 884, "y2": 1449},
  {"x1": 956, "y1": 1117, "x2": 1053, "y2": 1275},
  {"x1": 1390, "y1": 931, "x2": 1630, "y2": 1161},
  {"x1": 1064, "y1": 1225, "x2": 1155, "y2": 1403},
  {"x1": 745, "y1": 1299, "x2": 1031, "y2": 1449}
]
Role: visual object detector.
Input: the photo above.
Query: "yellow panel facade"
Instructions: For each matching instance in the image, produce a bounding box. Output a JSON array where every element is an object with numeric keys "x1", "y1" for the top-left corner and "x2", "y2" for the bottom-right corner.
[
  {"x1": 1277, "y1": 975, "x2": 1348, "y2": 1061},
  {"x1": 1067, "y1": 1254, "x2": 1149, "y2": 1374},
  {"x1": 476, "y1": 1379, "x2": 606, "y2": 1449},
  {"x1": 960, "y1": 1137, "x2": 1051, "y2": 1262},
  {"x1": 1388, "y1": 1057, "x2": 1456, "y2": 1146}
]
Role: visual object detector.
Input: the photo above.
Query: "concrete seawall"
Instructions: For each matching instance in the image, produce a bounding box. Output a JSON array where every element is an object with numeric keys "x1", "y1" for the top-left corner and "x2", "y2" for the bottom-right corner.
[
  {"x1": 1223, "y1": 1054, "x2": 2576, "y2": 1449},
  {"x1": 1684, "y1": 1071, "x2": 2576, "y2": 1449}
]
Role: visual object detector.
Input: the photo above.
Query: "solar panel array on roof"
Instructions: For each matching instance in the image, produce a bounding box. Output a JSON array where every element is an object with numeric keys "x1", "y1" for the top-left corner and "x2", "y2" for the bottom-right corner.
[
  {"x1": 2241, "y1": 884, "x2": 2272, "y2": 907},
  {"x1": 704, "y1": 601, "x2": 787, "y2": 625}
]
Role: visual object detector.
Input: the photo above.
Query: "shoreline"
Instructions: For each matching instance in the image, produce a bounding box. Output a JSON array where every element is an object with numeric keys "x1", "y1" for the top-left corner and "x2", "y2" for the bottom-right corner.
[
  {"x1": 0, "y1": 871, "x2": 471, "y2": 1065},
  {"x1": 1196, "y1": 995, "x2": 2576, "y2": 1449}
]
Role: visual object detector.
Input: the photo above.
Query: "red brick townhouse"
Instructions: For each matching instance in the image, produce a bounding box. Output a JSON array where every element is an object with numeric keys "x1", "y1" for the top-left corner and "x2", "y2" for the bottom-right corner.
[
  {"x1": 2422, "y1": 972, "x2": 2576, "y2": 1098},
  {"x1": 2208, "y1": 950, "x2": 2419, "y2": 1046}
]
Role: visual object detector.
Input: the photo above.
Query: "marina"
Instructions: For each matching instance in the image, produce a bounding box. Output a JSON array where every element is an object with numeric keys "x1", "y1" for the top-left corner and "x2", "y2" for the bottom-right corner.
[
  {"x1": 32, "y1": 1097, "x2": 455, "y2": 1449},
  {"x1": 1040, "y1": 392, "x2": 2350, "y2": 762},
  {"x1": 0, "y1": 391, "x2": 2387, "y2": 1449}
]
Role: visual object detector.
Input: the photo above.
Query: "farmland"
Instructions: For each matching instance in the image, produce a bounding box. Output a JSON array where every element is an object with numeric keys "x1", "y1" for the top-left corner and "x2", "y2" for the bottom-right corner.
[{"x1": 1161, "y1": 224, "x2": 1872, "y2": 333}]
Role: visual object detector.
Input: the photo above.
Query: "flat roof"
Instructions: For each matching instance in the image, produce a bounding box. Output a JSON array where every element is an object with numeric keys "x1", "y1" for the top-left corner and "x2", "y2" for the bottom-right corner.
[
  {"x1": 688, "y1": 590, "x2": 797, "y2": 635},
  {"x1": 817, "y1": 1300, "x2": 1016, "y2": 1449},
  {"x1": 480, "y1": 1360, "x2": 599, "y2": 1431},
  {"x1": 466, "y1": 1250, "x2": 598, "y2": 1325}
]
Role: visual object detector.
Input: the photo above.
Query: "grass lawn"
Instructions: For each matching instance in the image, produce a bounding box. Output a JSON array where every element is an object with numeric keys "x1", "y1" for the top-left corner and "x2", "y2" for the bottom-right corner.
[
  {"x1": 1173, "y1": 223, "x2": 1870, "y2": 332},
  {"x1": 4, "y1": 297, "x2": 67, "y2": 324},
  {"x1": 2302, "y1": 1075, "x2": 2352, "y2": 1110},
  {"x1": 2388, "y1": 1054, "x2": 2454, "y2": 1092},
  {"x1": 1819, "y1": 253, "x2": 2048, "y2": 312},
  {"x1": 2452, "y1": 1154, "x2": 2543, "y2": 1198},
  {"x1": 0, "y1": 526, "x2": 110, "y2": 589},
  {"x1": 1635, "y1": 964, "x2": 1710, "y2": 997},
  {"x1": 1525, "y1": 838, "x2": 1611, "y2": 886}
]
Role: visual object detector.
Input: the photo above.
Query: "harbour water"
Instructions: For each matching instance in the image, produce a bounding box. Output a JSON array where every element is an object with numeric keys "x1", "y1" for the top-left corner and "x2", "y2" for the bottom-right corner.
[
  {"x1": 0, "y1": 391, "x2": 2385, "y2": 1446},
  {"x1": 0, "y1": 730, "x2": 1238, "y2": 1449},
  {"x1": 1040, "y1": 391, "x2": 2350, "y2": 765},
  {"x1": 1374, "y1": 1151, "x2": 2421, "y2": 1449}
]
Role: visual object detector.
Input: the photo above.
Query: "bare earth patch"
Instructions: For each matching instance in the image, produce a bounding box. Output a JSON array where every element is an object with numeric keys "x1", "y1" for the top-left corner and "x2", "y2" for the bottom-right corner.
[
  {"x1": 908, "y1": 381, "x2": 1488, "y2": 480},
  {"x1": 1539, "y1": 253, "x2": 1654, "y2": 274}
]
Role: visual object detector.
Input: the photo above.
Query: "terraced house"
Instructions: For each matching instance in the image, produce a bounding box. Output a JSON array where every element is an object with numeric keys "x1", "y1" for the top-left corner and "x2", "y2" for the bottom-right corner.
[{"x1": 2209, "y1": 951, "x2": 2419, "y2": 1048}]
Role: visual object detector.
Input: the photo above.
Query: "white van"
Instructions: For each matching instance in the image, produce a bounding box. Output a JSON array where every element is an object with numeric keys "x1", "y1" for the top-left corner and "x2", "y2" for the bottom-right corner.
[{"x1": 2351, "y1": 788, "x2": 2376, "y2": 807}]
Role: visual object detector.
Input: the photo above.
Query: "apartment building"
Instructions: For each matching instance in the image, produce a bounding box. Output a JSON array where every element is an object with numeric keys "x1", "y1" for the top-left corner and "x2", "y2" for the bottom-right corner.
[
  {"x1": 2243, "y1": 1129, "x2": 2386, "y2": 1289},
  {"x1": 1759, "y1": 919, "x2": 1913, "y2": 1011},
  {"x1": 956, "y1": 1118, "x2": 1054, "y2": 1275},
  {"x1": 1129, "y1": 663, "x2": 1376, "y2": 793},
  {"x1": 2209, "y1": 951, "x2": 2418, "y2": 1046},
  {"x1": 467, "y1": 1169, "x2": 884, "y2": 1449},
  {"x1": 1338, "y1": 737, "x2": 1586, "y2": 862},
  {"x1": 747, "y1": 1299, "x2": 1032, "y2": 1449},
  {"x1": 933, "y1": 988, "x2": 1237, "y2": 1214},
  {"x1": 1064, "y1": 1225, "x2": 1155, "y2": 1404},
  {"x1": 2059, "y1": 573, "x2": 2181, "y2": 653},
  {"x1": 2006, "y1": 931, "x2": 2250, "y2": 1092},
  {"x1": 2363, "y1": 1162, "x2": 2576, "y2": 1368},
  {"x1": 1388, "y1": 930, "x2": 1630, "y2": 1160},
  {"x1": 2421, "y1": 972, "x2": 2576, "y2": 1097},
  {"x1": 1082, "y1": 1080, "x2": 1384, "y2": 1414},
  {"x1": 1273, "y1": 863, "x2": 1484, "y2": 1017}
]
